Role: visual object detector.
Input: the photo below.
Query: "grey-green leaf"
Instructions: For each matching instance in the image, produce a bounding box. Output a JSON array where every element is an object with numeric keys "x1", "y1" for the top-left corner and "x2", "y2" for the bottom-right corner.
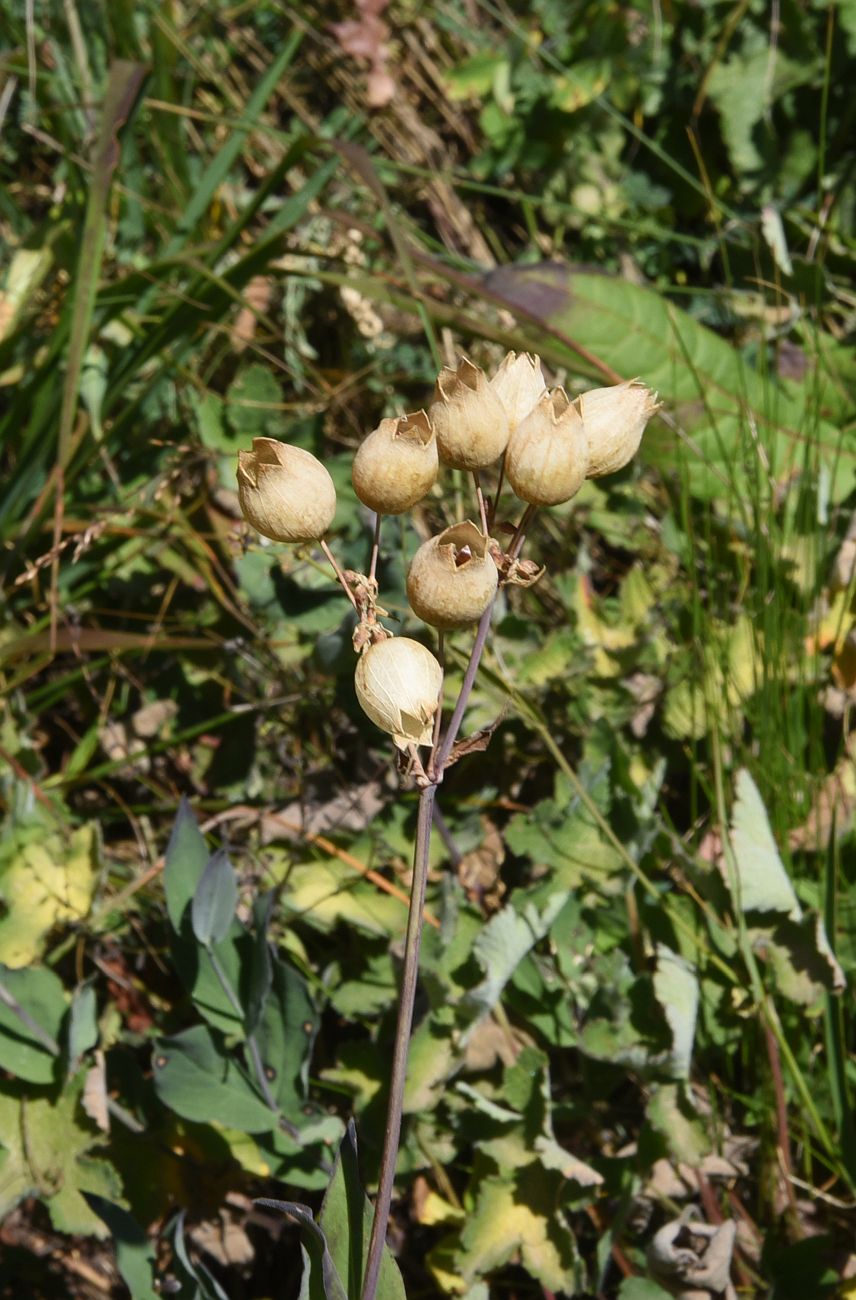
[
  {"x1": 152, "y1": 1025, "x2": 275, "y2": 1134},
  {"x1": 729, "y1": 768, "x2": 801, "y2": 916},
  {"x1": 0, "y1": 964, "x2": 64, "y2": 1083},
  {"x1": 192, "y1": 850, "x2": 238, "y2": 948},
  {"x1": 83, "y1": 1195, "x2": 158, "y2": 1300},
  {"x1": 164, "y1": 797, "x2": 210, "y2": 932},
  {"x1": 318, "y1": 1121, "x2": 406, "y2": 1300}
]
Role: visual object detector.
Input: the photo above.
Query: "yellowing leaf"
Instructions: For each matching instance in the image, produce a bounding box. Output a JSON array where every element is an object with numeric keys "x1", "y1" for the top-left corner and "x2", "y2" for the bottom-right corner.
[
  {"x1": 0, "y1": 823, "x2": 99, "y2": 968},
  {"x1": 0, "y1": 1073, "x2": 121, "y2": 1235},
  {"x1": 275, "y1": 860, "x2": 402, "y2": 937},
  {"x1": 447, "y1": 1169, "x2": 579, "y2": 1293}
]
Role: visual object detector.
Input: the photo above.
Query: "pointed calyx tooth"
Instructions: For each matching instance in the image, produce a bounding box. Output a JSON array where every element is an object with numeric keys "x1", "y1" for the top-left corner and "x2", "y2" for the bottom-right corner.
[
  {"x1": 489, "y1": 351, "x2": 547, "y2": 431},
  {"x1": 352, "y1": 410, "x2": 438, "y2": 515},
  {"x1": 237, "y1": 438, "x2": 337, "y2": 542},
  {"x1": 505, "y1": 387, "x2": 589, "y2": 506},
  {"x1": 406, "y1": 520, "x2": 498, "y2": 630},
  {"x1": 580, "y1": 379, "x2": 660, "y2": 478},
  {"x1": 429, "y1": 356, "x2": 510, "y2": 470},
  {"x1": 354, "y1": 636, "x2": 443, "y2": 749}
]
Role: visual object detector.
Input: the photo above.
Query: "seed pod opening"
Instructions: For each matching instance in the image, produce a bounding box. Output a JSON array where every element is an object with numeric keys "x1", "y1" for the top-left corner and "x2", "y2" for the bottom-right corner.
[
  {"x1": 354, "y1": 637, "x2": 443, "y2": 749},
  {"x1": 489, "y1": 351, "x2": 547, "y2": 431},
  {"x1": 406, "y1": 520, "x2": 498, "y2": 630},
  {"x1": 580, "y1": 379, "x2": 660, "y2": 478},
  {"x1": 506, "y1": 388, "x2": 589, "y2": 506},
  {"x1": 352, "y1": 411, "x2": 438, "y2": 515},
  {"x1": 237, "y1": 438, "x2": 336, "y2": 543},
  {"x1": 429, "y1": 357, "x2": 510, "y2": 470}
]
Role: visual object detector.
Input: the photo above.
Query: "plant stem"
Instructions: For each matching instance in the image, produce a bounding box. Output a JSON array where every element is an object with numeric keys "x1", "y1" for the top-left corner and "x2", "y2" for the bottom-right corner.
[
  {"x1": 434, "y1": 599, "x2": 494, "y2": 775},
  {"x1": 508, "y1": 503, "x2": 535, "y2": 561},
  {"x1": 320, "y1": 538, "x2": 358, "y2": 610},
  {"x1": 360, "y1": 782, "x2": 436, "y2": 1300},
  {"x1": 362, "y1": 599, "x2": 496, "y2": 1300},
  {"x1": 369, "y1": 512, "x2": 383, "y2": 585}
]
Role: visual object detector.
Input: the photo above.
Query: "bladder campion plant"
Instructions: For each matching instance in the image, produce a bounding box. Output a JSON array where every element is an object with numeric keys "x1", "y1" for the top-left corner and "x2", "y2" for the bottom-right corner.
[{"x1": 237, "y1": 351, "x2": 660, "y2": 1300}]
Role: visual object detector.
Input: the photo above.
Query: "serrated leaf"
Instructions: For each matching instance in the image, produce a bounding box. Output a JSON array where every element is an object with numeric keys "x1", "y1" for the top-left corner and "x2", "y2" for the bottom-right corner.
[
  {"x1": 463, "y1": 894, "x2": 567, "y2": 1030},
  {"x1": 729, "y1": 769, "x2": 801, "y2": 916},
  {"x1": 192, "y1": 851, "x2": 238, "y2": 948},
  {"x1": 278, "y1": 860, "x2": 403, "y2": 937},
  {"x1": 0, "y1": 822, "x2": 98, "y2": 968},
  {"x1": 447, "y1": 1167, "x2": 580, "y2": 1293},
  {"x1": 0, "y1": 1074, "x2": 121, "y2": 1235},
  {"x1": 0, "y1": 963, "x2": 64, "y2": 1083},
  {"x1": 164, "y1": 798, "x2": 210, "y2": 933},
  {"x1": 152, "y1": 1025, "x2": 275, "y2": 1134}
]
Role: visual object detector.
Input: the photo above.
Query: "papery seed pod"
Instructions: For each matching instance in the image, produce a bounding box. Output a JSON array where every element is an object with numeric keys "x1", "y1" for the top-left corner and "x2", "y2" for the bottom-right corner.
[
  {"x1": 579, "y1": 379, "x2": 660, "y2": 478},
  {"x1": 429, "y1": 356, "x2": 510, "y2": 470},
  {"x1": 506, "y1": 388, "x2": 588, "y2": 506},
  {"x1": 489, "y1": 351, "x2": 547, "y2": 431},
  {"x1": 352, "y1": 411, "x2": 438, "y2": 515},
  {"x1": 407, "y1": 520, "x2": 498, "y2": 630},
  {"x1": 237, "y1": 438, "x2": 336, "y2": 542},
  {"x1": 354, "y1": 637, "x2": 443, "y2": 749}
]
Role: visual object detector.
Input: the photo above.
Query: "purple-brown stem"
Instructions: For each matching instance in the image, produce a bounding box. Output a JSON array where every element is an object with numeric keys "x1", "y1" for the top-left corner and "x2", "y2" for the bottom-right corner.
[
  {"x1": 320, "y1": 538, "x2": 358, "y2": 611},
  {"x1": 360, "y1": 782, "x2": 436, "y2": 1300},
  {"x1": 361, "y1": 599, "x2": 495, "y2": 1300}
]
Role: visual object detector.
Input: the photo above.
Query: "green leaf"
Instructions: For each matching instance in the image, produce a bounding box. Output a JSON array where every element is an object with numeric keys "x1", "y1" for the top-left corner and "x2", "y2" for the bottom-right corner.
[
  {"x1": 0, "y1": 822, "x2": 99, "y2": 968},
  {"x1": 191, "y1": 850, "x2": 238, "y2": 948},
  {"x1": 170, "y1": 1209, "x2": 231, "y2": 1300},
  {"x1": 152, "y1": 1025, "x2": 275, "y2": 1134},
  {"x1": 255, "y1": 1200, "x2": 347, "y2": 1300},
  {"x1": 0, "y1": 1074, "x2": 121, "y2": 1235},
  {"x1": 729, "y1": 768, "x2": 801, "y2": 916},
  {"x1": 652, "y1": 945, "x2": 698, "y2": 1080},
  {"x1": 0, "y1": 963, "x2": 64, "y2": 1083},
  {"x1": 318, "y1": 1122, "x2": 406, "y2": 1300},
  {"x1": 463, "y1": 894, "x2": 569, "y2": 1028},
  {"x1": 67, "y1": 981, "x2": 99, "y2": 1067},
  {"x1": 445, "y1": 1166, "x2": 580, "y2": 1293},
  {"x1": 256, "y1": 954, "x2": 318, "y2": 1116},
  {"x1": 225, "y1": 364, "x2": 283, "y2": 436},
  {"x1": 646, "y1": 1082, "x2": 710, "y2": 1164},
  {"x1": 618, "y1": 1280, "x2": 673, "y2": 1300},
  {"x1": 164, "y1": 798, "x2": 210, "y2": 933},
  {"x1": 484, "y1": 264, "x2": 854, "y2": 506},
  {"x1": 245, "y1": 893, "x2": 274, "y2": 1035},
  {"x1": 83, "y1": 1195, "x2": 158, "y2": 1300}
]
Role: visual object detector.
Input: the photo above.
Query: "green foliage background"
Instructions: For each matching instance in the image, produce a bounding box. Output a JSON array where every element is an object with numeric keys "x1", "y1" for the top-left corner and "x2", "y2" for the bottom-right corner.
[{"x1": 1, "y1": 0, "x2": 855, "y2": 1296}]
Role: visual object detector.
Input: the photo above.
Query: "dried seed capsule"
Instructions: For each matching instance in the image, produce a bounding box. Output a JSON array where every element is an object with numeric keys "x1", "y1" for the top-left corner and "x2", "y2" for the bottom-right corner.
[
  {"x1": 506, "y1": 388, "x2": 589, "y2": 506},
  {"x1": 352, "y1": 411, "x2": 438, "y2": 515},
  {"x1": 580, "y1": 379, "x2": 660, "y2": 478},
  {"x1": 489, "y1": 351, "x2": 547, "y2": 431},
  {"x1": 429, "y1": 356, "x2": 510, "y2": 470},
  {"x1": 407, "y1": 520, "x2": 498, "y2": 631},
  {"x1": 237, "y1": 438, "x2": 336, "y2": 543},
  {"x1": 354, "y1": 637, "x2": 443, "y2": 749}
]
